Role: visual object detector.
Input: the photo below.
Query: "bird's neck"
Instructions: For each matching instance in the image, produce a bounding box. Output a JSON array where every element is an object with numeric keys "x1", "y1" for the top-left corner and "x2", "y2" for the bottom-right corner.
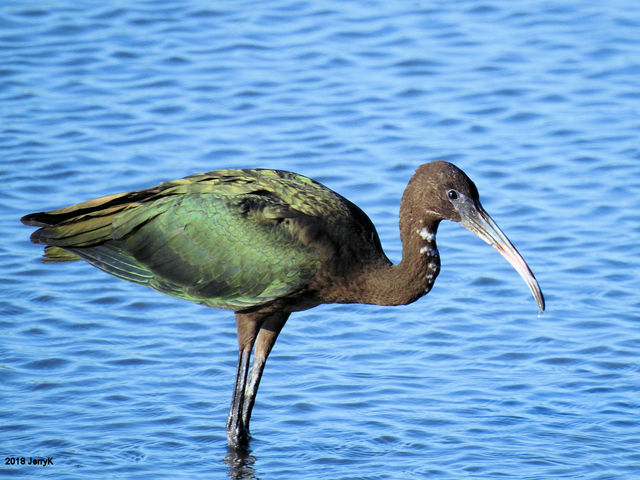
[{"x1": 355, "y1": 215, "x2": 442, "y2": 306}]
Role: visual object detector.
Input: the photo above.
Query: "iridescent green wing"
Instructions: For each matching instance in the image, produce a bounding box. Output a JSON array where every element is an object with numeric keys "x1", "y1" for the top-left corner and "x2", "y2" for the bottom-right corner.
[
  {"x1": 24, "y1": 169, "x2": 359, "y2": 310},
  {"x1": 111, "y1": 191, "x2": 322, "y2": 310}
]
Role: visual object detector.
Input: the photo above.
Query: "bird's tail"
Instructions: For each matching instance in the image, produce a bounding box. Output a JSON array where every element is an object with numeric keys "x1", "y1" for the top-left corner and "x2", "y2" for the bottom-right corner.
[
  {"x1": 20, "y1": 188, "x2": 160, "y2": 262},
  {"x1": 21, "y1": 190, "x2": 160, "y2": 286},
  {"x1": 42, "y1": 246, "x2": 82, "y2": 262}
]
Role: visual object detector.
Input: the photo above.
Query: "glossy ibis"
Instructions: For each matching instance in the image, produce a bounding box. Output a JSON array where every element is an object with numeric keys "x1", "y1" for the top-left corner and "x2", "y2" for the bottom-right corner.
[{"x1": 21, "y1": 161, "x2": 544, "y2": 447}]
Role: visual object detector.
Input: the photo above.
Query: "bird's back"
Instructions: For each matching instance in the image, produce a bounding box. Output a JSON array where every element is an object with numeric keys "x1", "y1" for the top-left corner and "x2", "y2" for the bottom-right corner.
[{"x1": 22, "y1": 169, "x2": 386, "y2": 311}]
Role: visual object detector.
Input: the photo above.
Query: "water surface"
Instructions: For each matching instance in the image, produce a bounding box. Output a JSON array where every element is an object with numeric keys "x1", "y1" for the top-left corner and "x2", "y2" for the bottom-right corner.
[{"x1": 2, "y1": 1, "x2": 640, "y2": 479}]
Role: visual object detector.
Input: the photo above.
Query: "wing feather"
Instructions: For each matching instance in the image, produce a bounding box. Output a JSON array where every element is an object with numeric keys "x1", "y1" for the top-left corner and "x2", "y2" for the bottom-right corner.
[{"x1": 22, "y1": 169, "x2": 348, "y2": 310}]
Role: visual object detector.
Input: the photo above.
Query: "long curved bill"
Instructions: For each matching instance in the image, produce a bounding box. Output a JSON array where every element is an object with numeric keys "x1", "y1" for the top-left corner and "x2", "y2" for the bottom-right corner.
[{"x1": 457, "y1": 198, "x2": 545, "y2": 312}]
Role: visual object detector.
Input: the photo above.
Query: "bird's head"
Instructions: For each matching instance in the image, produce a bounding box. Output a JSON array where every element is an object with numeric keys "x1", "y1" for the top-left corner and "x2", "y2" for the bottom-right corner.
[{"x1": 406, "y1": 161, "x2": 545, "y2": 311}]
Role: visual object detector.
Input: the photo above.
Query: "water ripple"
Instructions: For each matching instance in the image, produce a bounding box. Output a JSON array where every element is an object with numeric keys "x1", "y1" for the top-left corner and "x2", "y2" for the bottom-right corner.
[{"x1": 3, "y1": 0, "x2": 640, "y2": 479}]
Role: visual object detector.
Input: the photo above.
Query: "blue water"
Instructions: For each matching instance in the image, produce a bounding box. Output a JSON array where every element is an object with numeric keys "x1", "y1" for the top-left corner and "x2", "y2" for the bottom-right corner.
[{"x1": 2, "y1": 1, "x2": 640, "y2": 478}]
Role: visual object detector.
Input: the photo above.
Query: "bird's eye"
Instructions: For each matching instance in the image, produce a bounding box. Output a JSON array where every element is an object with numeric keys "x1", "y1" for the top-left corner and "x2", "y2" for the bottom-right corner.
[{"x1": 447, "y1": 190, "x2": 458, "y2": 200}]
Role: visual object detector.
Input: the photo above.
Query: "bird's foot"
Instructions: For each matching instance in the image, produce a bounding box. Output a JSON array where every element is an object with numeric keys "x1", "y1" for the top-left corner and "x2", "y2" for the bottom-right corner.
[{"x1": 226, "y1": 424, "x2": 251, "y2": 450}]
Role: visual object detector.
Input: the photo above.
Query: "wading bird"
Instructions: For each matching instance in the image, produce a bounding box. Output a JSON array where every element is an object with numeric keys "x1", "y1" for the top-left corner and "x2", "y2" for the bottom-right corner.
[{"x1": 22, "y1": 161, "x2": 544, "y2": 448}]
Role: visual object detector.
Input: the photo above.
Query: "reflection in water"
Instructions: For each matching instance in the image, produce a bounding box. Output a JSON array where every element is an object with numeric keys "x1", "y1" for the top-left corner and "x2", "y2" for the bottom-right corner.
[{"x1": 225, "y1": 446, "x2": 258, "y2": 480}]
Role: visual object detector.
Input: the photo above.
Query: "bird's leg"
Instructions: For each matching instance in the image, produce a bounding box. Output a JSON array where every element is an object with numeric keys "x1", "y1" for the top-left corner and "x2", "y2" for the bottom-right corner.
[
  {"x1": 226, "y1": 313, "x2": 260, "y2": 448},
  {"x1": 226, "y1": 349, "x2": 251, "y2": 447},
  {"x1": 241, "y1": 312, "x2": 289, "y2": 432}
]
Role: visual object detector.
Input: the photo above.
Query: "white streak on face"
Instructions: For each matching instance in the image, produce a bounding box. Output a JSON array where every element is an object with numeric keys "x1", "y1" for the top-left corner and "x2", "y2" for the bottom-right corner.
[
  {"x1": 424, "y1": 273, "x2": 435, "y2": 292},
  {"x1": 418, "y1": 227, "x2": 434, "y2": 241},
  {"x1": 420, "y1": 246, "x2": 438, "y2": 256}
]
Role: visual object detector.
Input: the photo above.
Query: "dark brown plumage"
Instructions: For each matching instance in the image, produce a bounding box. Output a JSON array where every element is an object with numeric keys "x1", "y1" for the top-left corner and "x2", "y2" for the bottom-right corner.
[{"x1": 22, "y1": 161, "x2": 544, "y2": 448}]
